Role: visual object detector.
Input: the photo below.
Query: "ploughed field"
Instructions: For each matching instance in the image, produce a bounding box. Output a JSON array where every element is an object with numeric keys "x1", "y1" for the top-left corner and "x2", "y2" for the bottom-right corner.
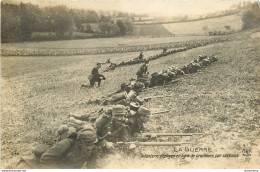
[
  {"x1": 1, "y1": 35, "x2": 210, "y2": 56},
  {"x1": 1, "y1": 31, "x2": 259, "y2": 168}
]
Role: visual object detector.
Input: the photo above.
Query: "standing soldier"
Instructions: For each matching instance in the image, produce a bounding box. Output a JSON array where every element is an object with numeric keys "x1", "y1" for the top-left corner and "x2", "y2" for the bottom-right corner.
[{"x1": 89, "y1": 63, "x2": 106, "y2": 87}]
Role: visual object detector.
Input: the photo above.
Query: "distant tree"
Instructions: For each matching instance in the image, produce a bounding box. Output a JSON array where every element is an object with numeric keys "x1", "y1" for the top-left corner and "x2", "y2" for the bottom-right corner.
[
  {"x1": 85, "y1": 10, "x2": 99, "y2": 23},
  {"x1": 116, "y1": 19, "x2": 127, "y2": 35},
  {"x1": 98, "y1": 22, "x2": 112, "y2": 34},
  {"x1": 85, "y1": 24, "x2": 94, "y2": 33},
  {"x1": 100, "y1": 15, "x2": 112, "y2": 22},
  {"x1": 1, "y1": 3, "x2": 20, "y2": 42},
  {"x1": 111, "y1": 24, "x2": 121, "y2": 36},
  {"x1": 48, "y1": 6, "x2": 74, "y2": 38},
  {"x1": 19, "y1": 3, "x2": 38, "y2": 40},
  {"x1": 242, "y1": 10, "x2": 259, "y2": 30},
  {"x1": 124, "y1": 19, "x2": 133, "y2": 33},
  {"x1": 116, "y1": 12, "x2": 129, "y2": 18},
  {"x1": 1, "y1": 2, "x2": 139, "y2": 42},
  {"x1": 241, "y1": 2, "x2": 260, "y2": 30}
]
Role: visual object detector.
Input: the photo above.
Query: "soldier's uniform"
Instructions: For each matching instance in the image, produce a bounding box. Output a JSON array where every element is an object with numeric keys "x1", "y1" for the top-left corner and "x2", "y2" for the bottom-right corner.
[
  {"x1": 40, "y1": 126, "x2": 98, "y2": 169},
  {"x1": 126, "y1": 115, "x2": 145, "y2": 137},
  {"x1": 162, "y1": 48, "x2": 167, "y2": 55},
  {"x1": 126, "y1": 106, "x2": 150, "y2": 138},
  {"x1": 95, "y1": 105, "x2": 129, "y2": 143},
  {"x1": 136, "y1": 62, "x2": 148, "y2": 79},
  {"x1": 89, "y1": 63, "x2": 106, "y2": 87},
  {"x1": 15, "y1": 126, "x2": 98, "y2": 169},
  {"x1": 138, "y1": 52, "x2": 144, "y2": 61}
]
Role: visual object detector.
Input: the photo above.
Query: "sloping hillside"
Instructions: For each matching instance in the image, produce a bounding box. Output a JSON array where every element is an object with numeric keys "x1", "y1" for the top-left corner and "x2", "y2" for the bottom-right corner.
[
  {"x1": 131, "y1": 24, "x2": 173, "y2": 36},
  {"x1": 163, "y1": 14, "x2": 242, "y2": 35},
  {"x1": 131, "y1": 14, "x2": 242, "y2": 36}
]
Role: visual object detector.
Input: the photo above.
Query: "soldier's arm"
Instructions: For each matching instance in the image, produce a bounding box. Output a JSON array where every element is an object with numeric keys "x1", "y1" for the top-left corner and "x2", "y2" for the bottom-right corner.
[
  {"x1": 120, "y1": 124, "x2": 129, "y2": 142},
  {"x1": 40, "y1": 138, "x2": 74, "y2": 168},
  {"x1": 86, "y1": 145, "x2": 98, "y2": 169}
]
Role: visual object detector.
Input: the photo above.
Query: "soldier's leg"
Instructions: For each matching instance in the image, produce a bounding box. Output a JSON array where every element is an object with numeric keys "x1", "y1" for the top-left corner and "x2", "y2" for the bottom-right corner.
[
  {"x1": 97, "y1": 79, "x2": 102, "y2": 87},
  {"x1": 90, "y1": 79, "x2": 95, "y2": 87}
]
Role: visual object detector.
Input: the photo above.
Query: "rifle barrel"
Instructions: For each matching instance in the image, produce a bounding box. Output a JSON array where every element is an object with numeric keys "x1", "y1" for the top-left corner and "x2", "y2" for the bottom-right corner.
[
  {"x1": 139, "y1": 133, "x2": 204, "y2": 136},
  {"x1": 115, "y1": 142, "x2": 190, "y2": 147},
  {"x1": 152, "y1": 110, "x2": 170, "y2": 114},
  {"x1": 137, "y1": 142, "x2": 189, "y2": 146}
]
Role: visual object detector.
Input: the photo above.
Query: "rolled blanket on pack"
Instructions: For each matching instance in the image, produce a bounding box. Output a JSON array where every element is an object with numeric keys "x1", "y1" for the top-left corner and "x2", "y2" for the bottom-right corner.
[{"x1": 108, "y1": 91, "x2": 127, "y2": 103}]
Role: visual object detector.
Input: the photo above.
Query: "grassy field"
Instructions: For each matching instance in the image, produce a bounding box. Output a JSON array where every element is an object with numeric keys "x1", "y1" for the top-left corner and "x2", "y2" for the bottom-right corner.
[
  {"x1": 131, "y1": 24, "x2": 173, "y2": 36},
  {"x1": 129, "y1": 14, "x2": 242, "y2": 37},
  {"x1": 163, "y1": 14, "x2": 243, "y2": 35},
  {"x1": 1, "y1": 30, "x2": 259, "y2": 168}
]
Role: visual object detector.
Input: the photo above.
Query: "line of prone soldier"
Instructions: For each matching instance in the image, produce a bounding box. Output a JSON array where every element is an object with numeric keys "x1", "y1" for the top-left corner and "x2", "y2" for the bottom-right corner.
[
  {"x1": 16, "y1": 82, "x2": 151, "y2": 169},
  {"x1": 15, "y1": 53, "x2": 217, "y2": 169}
]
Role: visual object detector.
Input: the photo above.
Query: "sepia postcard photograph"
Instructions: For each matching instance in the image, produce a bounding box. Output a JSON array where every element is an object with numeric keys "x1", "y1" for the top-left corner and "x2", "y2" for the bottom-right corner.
[{"x1": 1, "y1": 0, "x2": 259, "y2": 170}]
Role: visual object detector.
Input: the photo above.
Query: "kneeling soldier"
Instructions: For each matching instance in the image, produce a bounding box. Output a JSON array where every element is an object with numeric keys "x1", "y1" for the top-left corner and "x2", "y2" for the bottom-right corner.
[
  {"x1": 89, "y1": 63, "x2": 106, "y2": 87},
  {"x1": 136, "y1": 60, "x2": 149, "y2": 79}
]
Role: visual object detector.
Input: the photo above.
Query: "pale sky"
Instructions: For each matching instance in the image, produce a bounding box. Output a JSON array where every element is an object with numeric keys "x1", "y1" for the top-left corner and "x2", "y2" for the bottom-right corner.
[{"x1": 2, "y1": 0, "x2": 247, "y2": 17}]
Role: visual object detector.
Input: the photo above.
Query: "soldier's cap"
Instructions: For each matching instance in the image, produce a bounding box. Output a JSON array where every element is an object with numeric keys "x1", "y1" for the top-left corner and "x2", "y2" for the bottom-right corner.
[
  {"x1": 77, "y1": 125, "x2": 97, "y2": 143},
  {"x1": 130, "y1": 102, "x2": 140, "y2": 109},
  {"x1": 112, "y1": 105, "x2": 126, "y2": 116}
]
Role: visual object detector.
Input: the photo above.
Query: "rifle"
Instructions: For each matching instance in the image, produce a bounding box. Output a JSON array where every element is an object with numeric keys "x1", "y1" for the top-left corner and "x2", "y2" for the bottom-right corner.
[
  {"x1": 152, "y1": 110, "x2": 170, "y2": 114},
  {"x1": 97, "y1": 132, "x2": 110, "y2": 141},
  {"x1": 137, "y1": 133, "x2": 204, "y2": 137},
  {"x1": 114, "y1": 141, "x2": 189, "y2": 147},
  {"x1": 144, "y1": 95, "x2": 172, "y2": 101}
]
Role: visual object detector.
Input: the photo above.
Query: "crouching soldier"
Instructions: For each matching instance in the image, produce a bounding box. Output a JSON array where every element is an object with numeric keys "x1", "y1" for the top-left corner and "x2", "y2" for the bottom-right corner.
[
  {"x1": 89, "y1": 63, "x2": 106, "y2": 87},
  {"x1": 94, "y1": 105, "x2": 129, "y2": 151},
  {"x1": 136, "y1": 60, "x2": 149, "y2": 79}
]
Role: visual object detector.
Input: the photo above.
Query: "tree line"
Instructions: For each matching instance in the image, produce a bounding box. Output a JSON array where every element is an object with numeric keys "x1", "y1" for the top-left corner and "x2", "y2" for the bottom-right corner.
[
  {"x1": 1, "y1": 2, "x2": 135, "y2": 42},
  {"x1": 240, "y1": 1, "x2": 260, "y2": 30}
]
